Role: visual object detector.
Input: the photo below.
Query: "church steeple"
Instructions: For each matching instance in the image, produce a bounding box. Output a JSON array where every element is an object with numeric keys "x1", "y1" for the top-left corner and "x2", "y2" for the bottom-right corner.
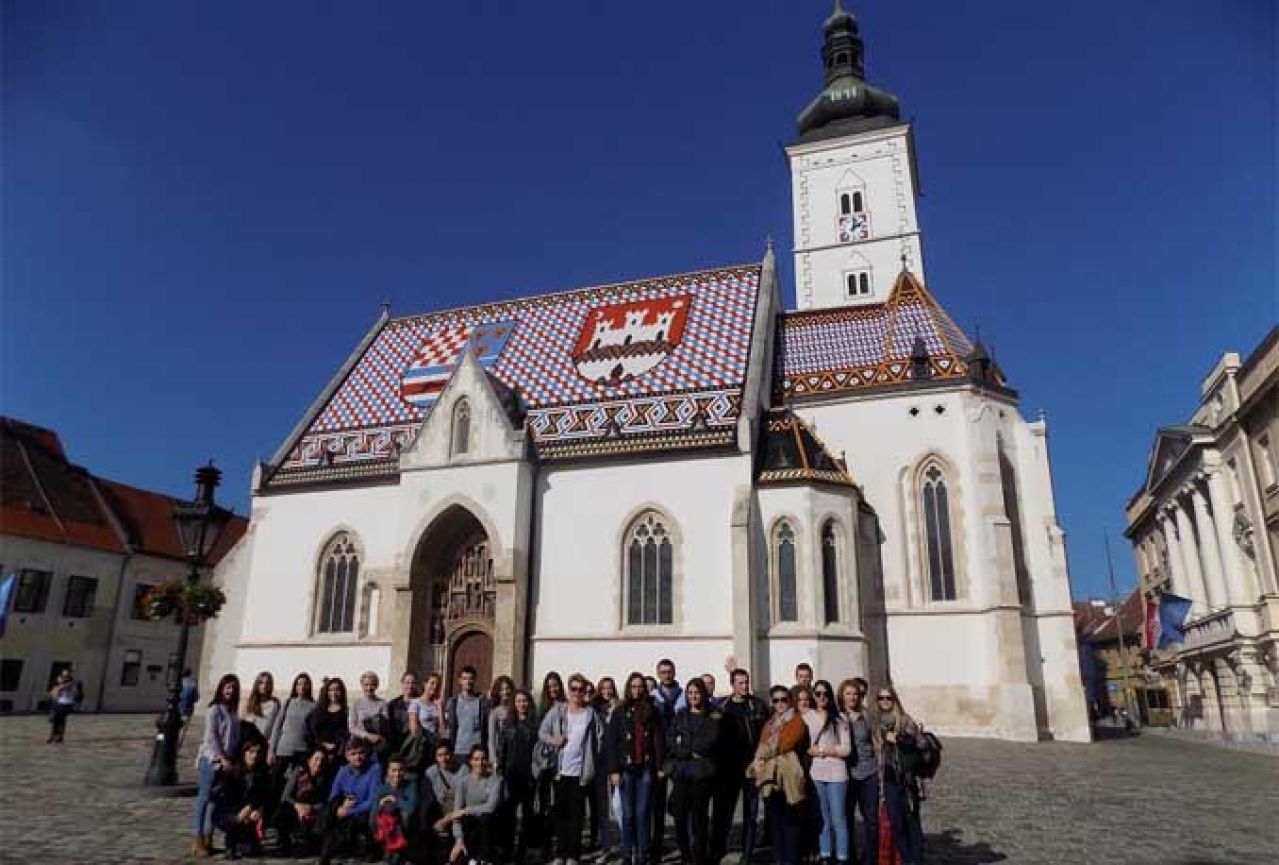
[{"x1": 797, "y1": 2, "x2": 900, "y2": 141}]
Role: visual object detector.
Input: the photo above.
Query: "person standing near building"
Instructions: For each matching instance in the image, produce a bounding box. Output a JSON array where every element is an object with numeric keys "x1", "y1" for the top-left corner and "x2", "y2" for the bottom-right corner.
[
  {"x1": 47, "y1": 669, "x2": 77, "y2": 744},
  {"x1": 749, "y1": 685, "x2": 807, "y2": 865},
  {"x1": 806, "y1": 680, "x2": 851, "y2": 865},
  {"x1": 350, "y1": 671, "x2": 390, "y2": 761},
  {"x1": 665, "y1": 678, "x2": 720, "y2": 865},
  {"x1": 607, "y1": 672, "x2": 663, "y2": 865},
  {"x1": 590, "y1": 677, "x2": 621, "y2": 859},
  {"x1": 711, "y1": 667, "x2": 768, "y2": 865},
  {"x1": 410, "y1": 673, "x2": 446, "y2": 751},
  {"x1": 540, "y1": 672, "x2": 600, "y2": 865},
  {"x1": 838, "y1": 679, "x2": 878, "y2": 865},
  {"x1": 270, "y1": 673, "x2": 317, "y2": 801},
  {"x1": 486, "y1": 675, "x2": 516, "y2": 765},
  {"x1": 496, "y1": 689, "x2": 540, "y2": 863},
  {"x1": 649, "y1": 658, "x2": 683, "y2": 863},
  {"x1": 307, "y1": 678, "x2": 351, "y2": 766},
  {"x1": 242, "y1": 671, "x2": 281, "y2": 748},
  {"x1": 874, "y1": 686, "x2": 924, "y2": 865},
  {"x1": 386, "y1": 671, "x2": 420, "y2": 754},
  {"x1": 179, "y1": 669, "x2": 200, "y2": 726},
  {"x1": 446, "y1": 666, "x2": 489, "y2": 760},
  {"x1": 193, "y1": 673, "x2": 241, "y2": 858},
  {"x1": 794, "y1": 663, "x2": 814, "y2": 691}
]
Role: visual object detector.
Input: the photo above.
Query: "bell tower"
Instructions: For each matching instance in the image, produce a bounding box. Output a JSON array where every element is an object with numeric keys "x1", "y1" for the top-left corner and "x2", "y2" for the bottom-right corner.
[{"x1": 787, "y1": 2, "x2": 925, "y2": 310}]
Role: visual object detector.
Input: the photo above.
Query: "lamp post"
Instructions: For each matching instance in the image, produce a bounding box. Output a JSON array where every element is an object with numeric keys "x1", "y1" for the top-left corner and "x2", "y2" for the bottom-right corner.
[{"x1": 145, "y1": 461, "x2": 232, "y2": 787}]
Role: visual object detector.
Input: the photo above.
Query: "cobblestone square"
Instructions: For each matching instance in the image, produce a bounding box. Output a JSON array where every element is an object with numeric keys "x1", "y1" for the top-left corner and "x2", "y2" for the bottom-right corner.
[{"x1": 0, "y1": 715, "x2": 1275, "y2": 865}]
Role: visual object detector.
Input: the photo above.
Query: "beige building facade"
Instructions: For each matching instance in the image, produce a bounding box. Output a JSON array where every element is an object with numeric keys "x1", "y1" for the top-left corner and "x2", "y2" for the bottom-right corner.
[{"x1": 1125, "y1": 326, "x2": 1279, "y2": 743}]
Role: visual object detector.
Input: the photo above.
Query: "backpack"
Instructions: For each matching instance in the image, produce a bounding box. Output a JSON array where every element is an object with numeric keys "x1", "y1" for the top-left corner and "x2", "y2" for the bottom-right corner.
[{"x1": 910, "y1": 730, "x2": 944, "y2": 780}]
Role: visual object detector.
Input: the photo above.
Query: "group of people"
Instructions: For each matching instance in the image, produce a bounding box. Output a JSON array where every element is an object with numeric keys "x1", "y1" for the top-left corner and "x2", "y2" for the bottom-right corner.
[{"x1": 191, "y1": 659, "x2": 932, "y2": 865}]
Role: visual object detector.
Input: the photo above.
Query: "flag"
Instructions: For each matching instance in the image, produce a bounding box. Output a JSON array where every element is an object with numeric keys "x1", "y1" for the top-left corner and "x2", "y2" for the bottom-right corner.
[
  {"x1": 0, "y1": 573, "x2": 16, "y2": 638},
  {"x1": 1152, "y1": 593, "x2": 1192, "y2": 650}
]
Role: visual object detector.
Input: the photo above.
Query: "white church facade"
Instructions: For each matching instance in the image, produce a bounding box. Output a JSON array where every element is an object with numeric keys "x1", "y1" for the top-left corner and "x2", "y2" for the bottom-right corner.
[{"x1": 204, "y1": 6, "x2": 1090, "y2": 742}]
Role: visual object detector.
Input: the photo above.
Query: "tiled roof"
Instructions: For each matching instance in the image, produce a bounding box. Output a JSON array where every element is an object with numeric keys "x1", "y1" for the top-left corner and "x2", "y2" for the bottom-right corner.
[
  {"x1": 1074, "y1": 591, "x2": 1144, "y2": 644},
  {"x1": 0, "y1": 416, "x2": 247, "y2": 564},
  {"x1": 757, "y1": 410, "x2": 854, "y2": 488},
  {"x1": 95, "y1": 479, "x2": 247, "y2": 566},
  {"x1": 271, "y1": 263, "x2": 762, "y2": 480},
  {"x1": 0, "y1": 418, "x2": 124, "y2": 554},
  {"x1": 778, "y1": 270, "x2": 977, "y2": 398}
]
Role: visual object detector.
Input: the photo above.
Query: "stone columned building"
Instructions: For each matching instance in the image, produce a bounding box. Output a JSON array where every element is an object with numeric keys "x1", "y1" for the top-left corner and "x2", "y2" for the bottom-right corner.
[
  {"x1": 1125, "y1": 326, "x2": 1279, "y2": 743},
  {"x1": 205, "y1": 6, "x2": 1090, "y2": 742}
]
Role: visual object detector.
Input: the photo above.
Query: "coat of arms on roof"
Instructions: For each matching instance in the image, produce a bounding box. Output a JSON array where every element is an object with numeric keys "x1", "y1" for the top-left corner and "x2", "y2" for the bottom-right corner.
[
  {"x1": 400, "y1": 320, "x2": 516, "y2": 409},
  {"x1": 571, "y1": 296, "x2": 691, "y2": 386}
]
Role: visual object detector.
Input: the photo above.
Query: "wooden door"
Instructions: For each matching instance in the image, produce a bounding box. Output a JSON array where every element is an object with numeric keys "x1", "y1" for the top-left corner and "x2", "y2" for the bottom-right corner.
[{"x1": 449, "y1": 630, "x2": 493, "y2": 694}]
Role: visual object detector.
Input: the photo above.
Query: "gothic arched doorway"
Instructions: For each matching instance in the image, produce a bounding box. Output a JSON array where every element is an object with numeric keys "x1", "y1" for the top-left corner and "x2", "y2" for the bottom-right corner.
[{"x1": 408, "y1": 505, "x2": 496, "y2": 693}]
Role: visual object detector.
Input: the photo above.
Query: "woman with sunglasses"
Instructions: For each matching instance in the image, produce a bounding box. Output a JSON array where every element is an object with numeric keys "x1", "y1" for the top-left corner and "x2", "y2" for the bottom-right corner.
[
  {"x1": 539, "y1": 672, "x2": 600, "y2": 865},
  {"x1": 749, "y1": 685, "x2": 807, "y2": 865},
  {"x1": 805, "y1": 680, "x2": 851, "y2": 865},
  {"x1": 837, "y1": 679, "x2": 878, "y2": 865},
  {"x1": 874, "y1": 686, "x2": 924, "y2": 865}
]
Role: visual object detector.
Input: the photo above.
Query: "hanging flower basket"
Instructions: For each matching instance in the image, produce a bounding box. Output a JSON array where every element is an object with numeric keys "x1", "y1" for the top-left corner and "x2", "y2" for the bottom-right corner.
[{"x1": 142, "y1": 581, "x2": 227, "y2": 623}]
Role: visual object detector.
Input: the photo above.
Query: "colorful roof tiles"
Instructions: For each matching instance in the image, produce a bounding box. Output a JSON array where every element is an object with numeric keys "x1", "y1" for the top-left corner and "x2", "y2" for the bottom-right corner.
[
  {"x1": 273, "y1": 264, "x2": 762, "y2": 478},
  {"x1": 778, "y1": 270, "x2": 975, "y2": 398}
]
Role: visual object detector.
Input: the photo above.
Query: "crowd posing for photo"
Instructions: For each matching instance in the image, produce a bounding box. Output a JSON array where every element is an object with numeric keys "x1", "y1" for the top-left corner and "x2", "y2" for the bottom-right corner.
[{"x1": 190, "y1": 659, "x2": 940, "y2": 865}]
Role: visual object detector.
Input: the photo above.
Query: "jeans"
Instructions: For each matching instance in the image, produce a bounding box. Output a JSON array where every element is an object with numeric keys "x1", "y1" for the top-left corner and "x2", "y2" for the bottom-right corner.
[
  {"x1": 765, "y1": 794, "x2": 802, "y2": 865},
  {"x1": 882, "y1": 777, "x2": 923, "y2": 865},
  {"x1": 554, "y1": 776, "x2": 587, "y2": 861},
  {"x1": 710, "y1": 774, "x2": 759, "y2": 862},
  {"x1": 814, "y1": 780, "x2": 850, "y2": 861},
  {"x1": 847, "y1": 775, "x2": 878, "y2": 865},
  {"x1": 192, "y1": 756, "x2": 216, "y2": 837},
  {"x1": 619, "y1": 767, "x2": 653, "y2": 859}
]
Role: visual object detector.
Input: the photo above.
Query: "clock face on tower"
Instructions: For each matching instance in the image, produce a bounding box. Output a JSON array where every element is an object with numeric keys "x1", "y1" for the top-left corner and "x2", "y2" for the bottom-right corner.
[{"x1": 837, "y1": 212, "x2": 870, "y2": 243}]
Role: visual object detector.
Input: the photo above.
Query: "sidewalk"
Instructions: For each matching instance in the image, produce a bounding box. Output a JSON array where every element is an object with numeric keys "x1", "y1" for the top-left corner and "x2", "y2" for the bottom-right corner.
[{"x1": 1141, "y1": 724, "x2": 1279, "y2": 757}]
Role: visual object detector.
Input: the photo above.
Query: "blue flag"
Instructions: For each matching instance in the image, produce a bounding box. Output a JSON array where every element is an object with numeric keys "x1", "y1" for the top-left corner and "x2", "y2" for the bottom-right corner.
[
  {"x1": 1155, "y1": 593, "x2": 1193, "y2": 650},
  {"x1": 0, "y1": 573, "x2": 15, "y2": 638}
]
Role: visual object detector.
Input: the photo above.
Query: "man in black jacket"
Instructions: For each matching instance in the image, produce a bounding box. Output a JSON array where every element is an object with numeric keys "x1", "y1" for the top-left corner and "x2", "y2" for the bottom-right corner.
[{"x1": 710, "y1": 667, "x2": 769, "y2": 865}]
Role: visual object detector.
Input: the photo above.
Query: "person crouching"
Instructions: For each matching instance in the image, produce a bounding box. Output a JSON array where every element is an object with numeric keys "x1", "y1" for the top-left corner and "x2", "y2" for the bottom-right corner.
[
  {"x1": 436, "y1": 744, "x2": 503, "y2": 865},
  {"x1": 212, "y1": 739, "x2": 273, "y2": 859},
  {"x1": 319, "y1": 738, "x2": 383, "y2": 865},
  {"x1": 372, "y1": 757, "x2": 419, "y2": 864}
]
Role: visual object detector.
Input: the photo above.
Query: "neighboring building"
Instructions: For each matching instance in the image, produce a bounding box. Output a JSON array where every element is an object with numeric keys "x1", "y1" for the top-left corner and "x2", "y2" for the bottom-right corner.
[
  {"x1": 205, "y1": 5, "x2": 1090, "y2": 742},
  {"x1": 1125, "y1": 326, "x2": 1279, "y2": 743},
  {"x1": 0, "y1": 417, "x2": 246, "y2": 713},
  {"x1": 1074, "y1": 592, "x2": 1172, "y2": 727}
]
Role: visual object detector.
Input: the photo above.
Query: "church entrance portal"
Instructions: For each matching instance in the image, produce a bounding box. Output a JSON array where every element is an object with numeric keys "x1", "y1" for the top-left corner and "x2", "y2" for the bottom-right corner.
[{"x1": 409, "y1": 506, "x2": 496, "y2": 693}]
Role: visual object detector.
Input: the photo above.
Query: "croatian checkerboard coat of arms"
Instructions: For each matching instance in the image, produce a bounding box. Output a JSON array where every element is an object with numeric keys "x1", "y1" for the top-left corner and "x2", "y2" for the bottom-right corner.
[
  {"x1": 571, "y1": 296, "x2": 691, "y2": 385},
  {"x1": 400, "y1": 320, "x2": 515, "y2": 408}
]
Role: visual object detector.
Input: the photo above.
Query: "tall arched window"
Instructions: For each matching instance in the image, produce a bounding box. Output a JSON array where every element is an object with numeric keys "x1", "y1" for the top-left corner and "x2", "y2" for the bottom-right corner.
[
  {"x1": 317, "y1": 533, "x2": 360, "y2": 633},
  {"x1": 821, "y1": 521, "x2": 840, "y2": 623},
  {"x1": 839, "y1": 193, "x2": 852, "y2": 215},
  {"x1": 452, "y1": 399, "x2": 471, "y2": 456},
  {"x1": 625, "y1": 511, "x2": 674, "y2": 625},
  {"x1": 921, "y1": 465, "x2": 957, "y2": 601},
  {"x1": 773, "y1": 520, "x2": 798, "y2": 623},
  {"x1": 852, "y1": 191, "x2": 865, "y2": 213}
]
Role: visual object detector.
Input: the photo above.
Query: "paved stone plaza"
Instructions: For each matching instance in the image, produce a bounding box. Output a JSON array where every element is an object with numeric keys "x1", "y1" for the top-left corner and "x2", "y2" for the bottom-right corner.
[{"x1": 0, "y1": 714, "x2": 1275, "y2": 865}]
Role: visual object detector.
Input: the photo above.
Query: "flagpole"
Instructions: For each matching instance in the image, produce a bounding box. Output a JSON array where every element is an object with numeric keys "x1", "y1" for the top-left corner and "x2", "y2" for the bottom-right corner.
[{"x1": 1105, "y1": 529, "x2": 1142, "y2": 728}]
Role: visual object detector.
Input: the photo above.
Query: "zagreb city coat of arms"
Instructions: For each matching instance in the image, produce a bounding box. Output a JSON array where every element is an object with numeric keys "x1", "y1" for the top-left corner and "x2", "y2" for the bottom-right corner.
[{"x1": 572, "y1": 296, "x2": 691, "y2": 385}]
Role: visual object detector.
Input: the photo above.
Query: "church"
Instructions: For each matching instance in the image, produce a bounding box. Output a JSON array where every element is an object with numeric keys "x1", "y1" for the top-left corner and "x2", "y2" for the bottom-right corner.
[{"x1": 204, "y1": 5, "x2": 1090, "y2": 742}]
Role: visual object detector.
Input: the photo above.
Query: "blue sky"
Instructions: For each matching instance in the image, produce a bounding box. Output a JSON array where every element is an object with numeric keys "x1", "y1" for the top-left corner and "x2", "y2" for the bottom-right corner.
[{"x1": 3, "y1": 1, "x2": 1275, "y2": 600}]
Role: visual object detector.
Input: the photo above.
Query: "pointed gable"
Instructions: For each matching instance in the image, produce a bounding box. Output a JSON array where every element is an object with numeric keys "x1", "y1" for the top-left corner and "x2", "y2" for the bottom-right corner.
[
  {"x1": 266, "y1": 263, "x2": 763, "y2": 487},
  {"x1": 777, "y1": 270, "x2": 980, "y2": 398},
  {"x1": 1143, "y1": 424, "x2": 1211, "y2": 494}
]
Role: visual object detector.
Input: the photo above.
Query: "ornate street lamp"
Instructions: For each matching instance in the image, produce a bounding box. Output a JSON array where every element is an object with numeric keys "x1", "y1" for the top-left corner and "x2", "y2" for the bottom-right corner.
[{"x1": 145, "y1": 461, "x2": 232, "y2": 787}]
